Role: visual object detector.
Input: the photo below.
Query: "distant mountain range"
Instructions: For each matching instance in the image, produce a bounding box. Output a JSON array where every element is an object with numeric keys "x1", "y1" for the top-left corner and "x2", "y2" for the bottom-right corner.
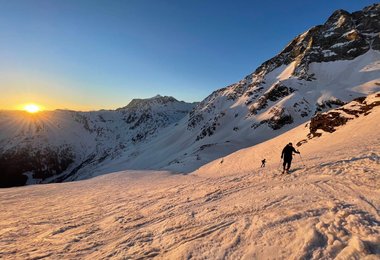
[
  {"x1": 0, "y1": 96, "x2": 196, "y2": 187},
  {"x1": 1, "y1": 3, "x2": 379, "y2": 187}
]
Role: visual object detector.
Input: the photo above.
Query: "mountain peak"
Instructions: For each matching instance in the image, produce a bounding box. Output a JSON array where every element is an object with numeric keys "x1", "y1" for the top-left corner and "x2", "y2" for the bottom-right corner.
[
  {"x1": 326, "y1": 9, "x2": 350, "y2": 21},
  {"x1": 325, "y1": 9, "x2": 352, "y2": 29},
  {"x1": 250, "y1": 4, "x2": 380, "y2": 81},
  {"x1": 119, "y1": 95, "x2": 179, "y2": 110},
  {"x1": 363, "y1": 3, "x2": 380, "y2": 12}
]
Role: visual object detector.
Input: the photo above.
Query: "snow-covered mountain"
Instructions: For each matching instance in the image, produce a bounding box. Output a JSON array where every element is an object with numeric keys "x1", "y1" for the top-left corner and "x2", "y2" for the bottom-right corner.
[
  {"x1": 0, "y1": 95, "x2": 196, "y2": 187},
  {"x1": 186, "y1": 3, "x2": 380, "y2": 135},
  {"x1": 1, "y1": 4, "x2": 380, "y2": 187},
  {"x1": 1, "y1": 92, "x2": 379, "y2": 259},
  {"x1": 106, "y1": 3, "x2": 380, "y2": 173}
]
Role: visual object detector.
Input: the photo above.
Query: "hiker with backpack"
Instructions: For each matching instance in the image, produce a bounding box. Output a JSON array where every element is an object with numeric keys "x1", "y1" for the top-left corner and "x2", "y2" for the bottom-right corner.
[
  {"x1": 281, "y1": 142, "x2": 300, "y2": 174},
  {"x1": 261, "y1": 159, "x2": 266, "y2": 168}
]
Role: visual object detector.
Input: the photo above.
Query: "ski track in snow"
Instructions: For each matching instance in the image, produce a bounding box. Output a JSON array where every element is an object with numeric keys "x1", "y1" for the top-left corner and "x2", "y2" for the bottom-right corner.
[
  {"x1": 0, "y1": 131, "x2": 379, "y2": 259},
  {"x1": 1, "y1": 99, "x2": 380, "y2": 259}
]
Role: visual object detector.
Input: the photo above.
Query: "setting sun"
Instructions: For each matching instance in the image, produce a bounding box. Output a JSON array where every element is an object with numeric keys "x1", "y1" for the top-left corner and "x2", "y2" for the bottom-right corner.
[{"x1": 23, "y1": 104, "x2": 41, "y2": 113}]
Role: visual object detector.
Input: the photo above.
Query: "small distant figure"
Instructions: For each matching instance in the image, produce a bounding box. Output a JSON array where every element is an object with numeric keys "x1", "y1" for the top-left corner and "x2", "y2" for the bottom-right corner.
[
  {"x1": 281, "y1": 142, "x2": 300, "y2": 174},
  {"x1": 261, "y1": 159, "x2": 266, "y2": 168}
]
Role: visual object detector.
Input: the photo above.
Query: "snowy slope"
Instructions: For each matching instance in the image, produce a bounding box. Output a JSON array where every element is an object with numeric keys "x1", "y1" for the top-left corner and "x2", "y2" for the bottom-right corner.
[
  {"x1": 0, "y1": 93, "x2": 379, "y2": 259},
  {"x1": 195, "y1": 92, "x2": 380, "y2": 177}
]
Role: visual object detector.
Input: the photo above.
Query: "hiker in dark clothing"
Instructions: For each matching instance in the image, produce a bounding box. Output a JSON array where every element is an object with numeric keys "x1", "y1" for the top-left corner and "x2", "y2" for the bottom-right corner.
[
  {"x1": 281, "y1": 143, "x2": 300, "y2": 173},
  {"x1": 261, "y1": 159, "x2": 266, "y2": 168}
]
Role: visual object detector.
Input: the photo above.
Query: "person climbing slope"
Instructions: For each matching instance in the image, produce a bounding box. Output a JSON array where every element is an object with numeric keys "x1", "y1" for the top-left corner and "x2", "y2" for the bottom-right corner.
[
  {"x1": 281, "y1": 142, "x2": 300, "y2": 174},
  {"x1": 261, "y1": 159, "x2": 266, "y2": 168}
]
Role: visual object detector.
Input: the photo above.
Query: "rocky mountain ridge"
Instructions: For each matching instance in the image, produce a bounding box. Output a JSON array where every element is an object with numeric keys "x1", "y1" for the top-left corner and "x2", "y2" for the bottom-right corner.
[{"x1": 189, "y1": 3, "x2": 380, "y2": 133}]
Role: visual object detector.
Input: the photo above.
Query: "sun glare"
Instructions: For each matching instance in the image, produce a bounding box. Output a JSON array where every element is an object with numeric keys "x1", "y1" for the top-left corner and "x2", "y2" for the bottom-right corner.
[{"x1": 23, "y1": 104, "x2": 41, "y2": 113}]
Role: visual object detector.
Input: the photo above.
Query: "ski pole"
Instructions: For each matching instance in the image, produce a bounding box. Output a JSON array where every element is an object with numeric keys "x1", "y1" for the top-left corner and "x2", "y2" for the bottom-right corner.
[{"x1": 299, "y1": 153, "x2": 306, "y2": 167}]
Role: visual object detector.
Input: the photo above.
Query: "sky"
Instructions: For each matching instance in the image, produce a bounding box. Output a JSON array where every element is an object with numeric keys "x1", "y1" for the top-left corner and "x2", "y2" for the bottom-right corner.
[{"x1": 0, "y1": 0, "x2": 377, "y2": 111}]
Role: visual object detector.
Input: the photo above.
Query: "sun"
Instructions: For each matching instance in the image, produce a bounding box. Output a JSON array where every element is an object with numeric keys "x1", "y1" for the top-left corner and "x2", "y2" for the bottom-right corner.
[{"x1": 23, "y1": 104, "x2": 41, "y2": 113}]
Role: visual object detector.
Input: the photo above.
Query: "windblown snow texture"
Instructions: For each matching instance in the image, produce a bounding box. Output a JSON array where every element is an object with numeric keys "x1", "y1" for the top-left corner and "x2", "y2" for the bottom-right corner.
[{"x1": 1, "y1": 92, "x2": 379, "y2": 259}]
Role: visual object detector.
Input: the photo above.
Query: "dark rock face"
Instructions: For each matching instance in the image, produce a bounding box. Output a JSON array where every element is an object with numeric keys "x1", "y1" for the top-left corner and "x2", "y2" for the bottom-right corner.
[
  {"x1": 0, "y1": 146, "x2": 74, "y2": 188},
  {"x1": 315, "y1": 99, "x2": 346, "y2": 113},
  {"x1": 309, "y1": 93, "x2": 380, "y2": 137},
  {"x1": 293, "y1": 98, "x2": 312, "y2": 117},
  {"x1": 196, "y1": 112, "x2": 226, "y2": 141},
  {"x1": 187, "y1": 89, "x2": 224, "y2": 130},
  {"x1": 309, "y1": 112, "x2": 349, "y2": 135},
  {"x1": 249, "y1": 84, "x2": 295, "y2": 115},
  {"x1": 295, "y1": 92, "x2": 380, "y2": 147},
  {"x1": 267, "y1": 113, "x2": 294, "y2": 130},
  {"x1": 251, "y1": 107, "x2": 294, "y2": 130}
]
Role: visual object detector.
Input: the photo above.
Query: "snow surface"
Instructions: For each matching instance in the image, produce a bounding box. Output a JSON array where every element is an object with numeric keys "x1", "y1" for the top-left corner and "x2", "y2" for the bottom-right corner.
[
  {"x1": 1, "y1": 94, "x2": 379, "y2": 259},
  {"x1": 322, "y1": 50, "x2": 337, "y2": 57}
]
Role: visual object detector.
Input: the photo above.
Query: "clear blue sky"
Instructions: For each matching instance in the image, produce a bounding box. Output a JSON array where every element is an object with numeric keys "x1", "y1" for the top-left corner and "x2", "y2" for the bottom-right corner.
[{"x1": 0, "y1": 0, "x2": 377, "y2": 110}]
